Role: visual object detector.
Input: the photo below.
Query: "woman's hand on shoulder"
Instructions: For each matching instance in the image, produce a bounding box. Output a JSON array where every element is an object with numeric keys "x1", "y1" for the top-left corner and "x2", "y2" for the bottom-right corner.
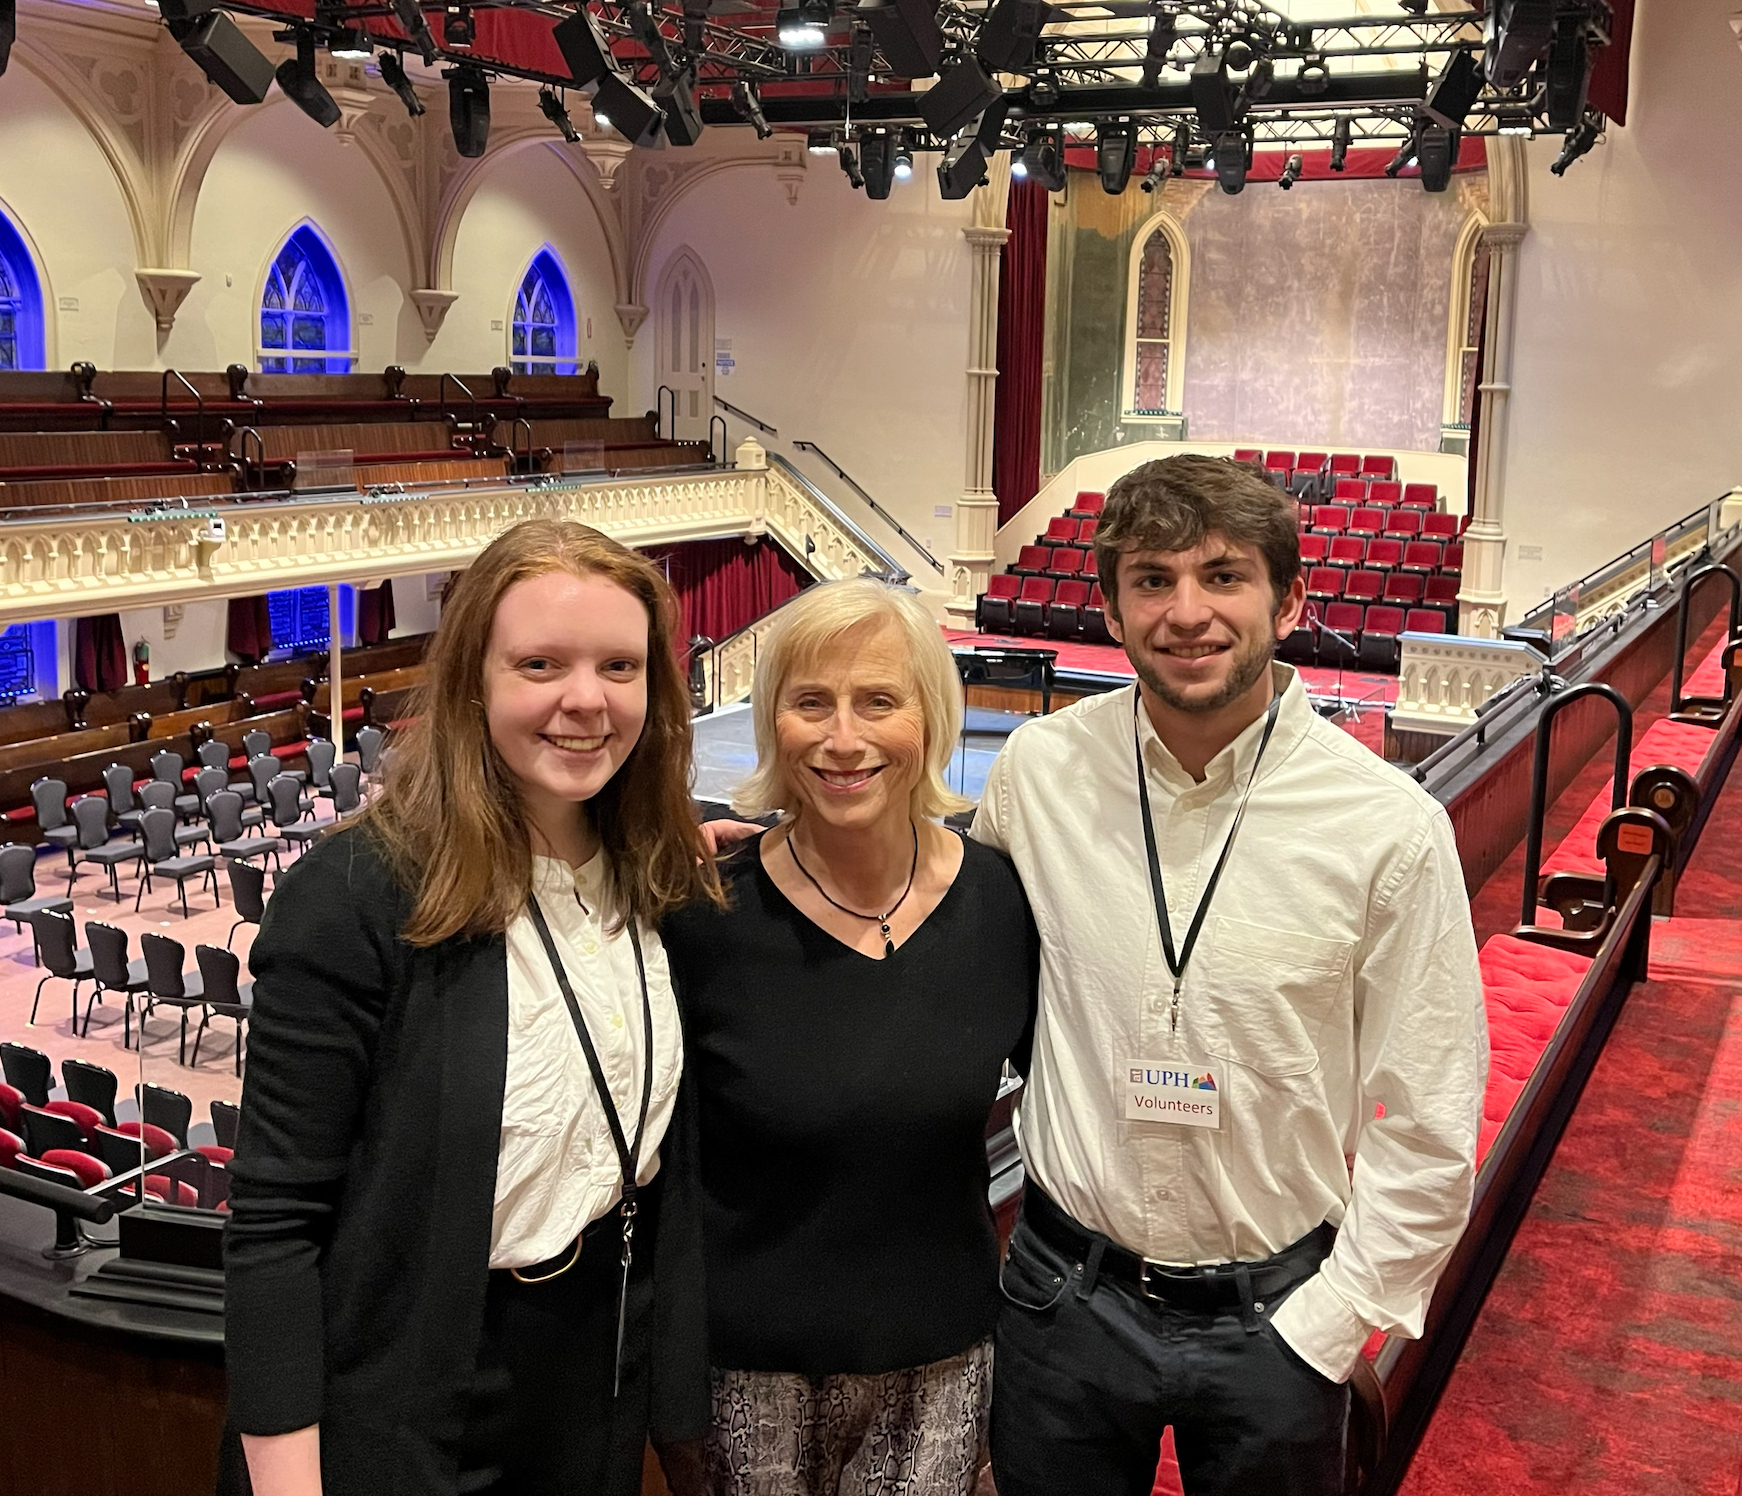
[{"x1": 700, "y1": 819, "x2": 761, "y2": 858}]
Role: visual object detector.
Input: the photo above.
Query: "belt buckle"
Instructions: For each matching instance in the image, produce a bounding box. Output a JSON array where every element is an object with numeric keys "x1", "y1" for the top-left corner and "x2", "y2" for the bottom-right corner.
[
  {"x1": 1137, "y1": 1261, "x2": 1177, "y2": 1302},
  {"x1": 1138, "y1": 1260, "x2": 1218, "y2": 1304}
]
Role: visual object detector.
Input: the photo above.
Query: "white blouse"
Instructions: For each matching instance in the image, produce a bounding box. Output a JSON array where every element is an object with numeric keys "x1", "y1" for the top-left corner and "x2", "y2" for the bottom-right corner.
[{"x1": 489, "y1": 851, "x2": 683, "y2": 1271}]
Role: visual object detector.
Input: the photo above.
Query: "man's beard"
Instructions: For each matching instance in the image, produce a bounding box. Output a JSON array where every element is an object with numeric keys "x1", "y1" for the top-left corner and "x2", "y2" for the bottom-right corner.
[{"x1": 1126, "y1": 629, "x2": 1276, "y2": 716}]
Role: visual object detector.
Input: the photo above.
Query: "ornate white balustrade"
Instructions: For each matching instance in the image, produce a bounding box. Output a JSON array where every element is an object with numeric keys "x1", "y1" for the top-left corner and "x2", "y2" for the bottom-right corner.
[
  {"x1": 1390, "y1": 633, "x2": 1545, "y2": 738},
  {"x1": 0, "y1": 440, "x2": 891, "y2": 627}
]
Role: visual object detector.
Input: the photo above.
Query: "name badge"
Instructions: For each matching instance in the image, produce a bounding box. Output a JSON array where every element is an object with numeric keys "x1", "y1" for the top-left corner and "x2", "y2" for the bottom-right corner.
[{"x1": 1122, "y1": 1059, "x2": 1223, "y2": 1129}]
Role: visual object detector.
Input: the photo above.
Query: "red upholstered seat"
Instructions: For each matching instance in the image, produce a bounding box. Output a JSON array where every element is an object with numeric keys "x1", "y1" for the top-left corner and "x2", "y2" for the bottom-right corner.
[
  {"x1": 1333, "y1": 479, "x2": 1368, "y2": 503},
  {"x1": 1076, "y1": 518, "x2": 1098, "y2": 545},
  {"x1": 1367, "y1": 480, "x2": 1402, "y2": 507},
  {"x1": 1424, "y1": 574, "x2": 1461, "y2": 628},
  {"x1": 0, "y1": 1127, "x2": 22, "y2": 1168},
  {"x1": 43, "y1": 1099, "x2": 103, "y2": 1143},
  {"x1": 1299, "y1": 533, "x2": 1328, "y2": 566},
  {"x1": 1345, "y1": 569, "x2": 1384, "y2": 603},
  {"x1": 1441, "y1": 542, "x2": 1464, "y2": 573},
  {"x1": 41, "y1": 1148, "x2": 110, "y2": 1188},
  {"x1": 978, "y1": 574, "x2": 1020, "y2": 631},
  {"x1": 1365, "y1": 538, "x2": 1404, "y2": 572},
  {"x1": 1357, "y1": 605, "x2": 1406, "y2": 671},
  {"x1": 1232, "y1": 448, "x2": 1262, "y2": 463},
  {"x1": 1328, "y1": 536, "x2": 1367, "y2": 569},
  {"x1": 1384, "y1": 509, "x2": 1424, "y2": 538},
  {"x1": 1475, "y1": 935, "x2": 1593, "y2": 1163},
  {"x1": 983, "y1": 575, "x2": 1019, "y2": 601},
  {"x1": 1013, "y1": 578, "x2": 1055, "y2": 635},
  {"x1": 0, "y1": 1082, "x2": 21, "y2": 1132},
  {"x1": 1040, "y1": 516, "x2": 1077, "y2": 545},
  {"x1": 1347, "y1": 507, "x2": 1384, "y2": 539},
  {"x1": 1048, "y1": 548, "x2": 1083, "y2": 578},
  {"x1": 118, "y1": 1119, "x2": 179, "y2": 1160},
  {"x1": 1012, "y1": 544, "x2": 1050, "y2": 576},
  {"x1": 1081, "y1": 550, "x2": 1099, "y2": 578},
  {"x1": 1329, "y1": 453, "x2": 1361, "y2": 476},
  {"x1": 1311, "y1": 506, "x2": 1349, "y2": 535},
  {"x1": 1306, "y1": 567, "x2": 1345, "y2": 601},
  {"x1": 1360, "y1": 454, "x2": 1396, "y2": 479},
  {"x1": 1422, "y1": 512, "x2": 1461, "y2": 541},
  {"x1": 1070, "y1": 491, "x2": 1104, "y2": 517},
  {"x1": 1382, "y1": 572, "x2": 1423, "y2": 606},
  {"x1": 1401, "y1": 541, "x2": 1442, "y2": 574},
  {"x1": 1405, "y1": 608, "x2": 1446, "y2": 636},
  {"x1": 1265, "y1": 450, "x2": 1296, "y2": 470},
  {"x1": 1403, "y1": 482, "x2": 1438, "y2": 509},
  {"x1": 1295, "y1": 451, "x2": 1327, "y2": 477},
  {"x1": 145, "y1": 1175, "x2": 199, "y2": 1207}
]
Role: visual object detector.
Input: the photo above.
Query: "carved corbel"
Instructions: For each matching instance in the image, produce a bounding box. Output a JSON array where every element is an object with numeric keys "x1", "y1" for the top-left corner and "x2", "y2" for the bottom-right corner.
[
  {"x1": 409, "y1": 289, "x2": 460, "y2": 343},
  {"x1": 615, "y1": 302, "x2": 648, "y2": 348},
  {"x1": 584, "y1": 136, "x2": 636, "y2": 191},
  {"x1": 772, "y1": 136, "x2": 806, "y2": 206},
  {"x1": 135, "y1": 270, "x2": 202, "y2": 335}
]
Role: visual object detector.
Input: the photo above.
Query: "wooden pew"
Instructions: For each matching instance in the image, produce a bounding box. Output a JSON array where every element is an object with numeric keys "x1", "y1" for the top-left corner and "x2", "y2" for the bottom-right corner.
[
  {"x1": 64, "y1": 676, "x2": 196, "y2": 730},
  {"x1": 0, "y1": 430, "x2": 194, "y2": 482},
  {"x1": 303, "y1": 665, "x2": 425, "y2": 740},
  {"x1": 0, "y1": 719, "x2": 139, "y2": 776},
  {"x1": 141, "y1": 696, "x2": 262, "y2": 745},
  {"x1": 0, "y1": 697, "x2": 78, "y2": 749},
  {"x1": 0, "y1": 471, "x2": 236, "y2": 511},
  {"x1": 356, "y1": 457, "x2": 507, "y2": 487}
]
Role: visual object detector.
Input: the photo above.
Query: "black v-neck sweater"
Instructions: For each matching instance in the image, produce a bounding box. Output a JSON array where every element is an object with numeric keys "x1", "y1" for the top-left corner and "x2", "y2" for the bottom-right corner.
[{"x1": 661, "y1": 831, "x2": 1038, "y2": 1376}]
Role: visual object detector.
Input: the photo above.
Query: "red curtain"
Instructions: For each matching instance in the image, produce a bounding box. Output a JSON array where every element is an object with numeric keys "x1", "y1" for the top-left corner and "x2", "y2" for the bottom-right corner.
[
  {"x1": 74, "y1": 615, "x2": 128, "y2": 692},
  {"x1": 646, "y1": 537, "x2": 811, "y2": 658},
  {"x1": 1588, "y1": 0, "x2": 1634, "y2": 126},
  {"x1": 993, "y1": 178, "x2": 1050, "y2": 527},
  {"x1": 227, "y1": 594, "x2": 274, "y2": 664},
  {"x1": 358, "y1": 582, "x2": 397, "y2": 646}
]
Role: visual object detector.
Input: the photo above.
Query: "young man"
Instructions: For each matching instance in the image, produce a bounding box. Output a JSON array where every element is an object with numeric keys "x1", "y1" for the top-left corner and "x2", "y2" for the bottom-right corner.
[{"x1": 973, "y1": 455, "x2": 1487, "y2": 1496}]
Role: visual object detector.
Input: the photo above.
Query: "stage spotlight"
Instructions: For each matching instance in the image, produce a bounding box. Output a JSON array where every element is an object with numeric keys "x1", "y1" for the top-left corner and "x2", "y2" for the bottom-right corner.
[
  {"x1": 447, "y1": 64, "x2": 489, "y2": 156},
  {"x1": 681, "y1": 0, "x2": 709, "y2": 51},
  {"x1": 1138, "y1": 156, "x2": 1167, "y2": 194},
  {"x1": 592, "y1": 71, "x2": 664, "y2": 145},
  {"x1": 937, "y1": 131, "x2": 992, "y2": 199},
  {"x1": 1549, "y1": 107, "x2": 1602, "y2": 176},
  {"x1": 378, "y1": 50, "x2": 426, "y2": 115},
  {"x1": 860, "y1": 128, "x2": 899, "y2": 197},
  {"x1": 1545, "y1": 12, "x2": 1594, "y2": 130},
  {"x1": 1189, "y1": 48, "x2": 1239, "y2": 135},
  {"x1": 731, "y1": 79, "x2": 772, "y2": 138},
  {"x1": 857, "y1": 0, "x2": 942, "y2": 80},
  {"x1": 894, "y1": 136, "x2": 914, "y2": 178},
  {"x1": 1296, "y1": 55, "x2": 1328, "y2": 96},
  {"x1": 1329, "y1": 116, "x2": 1350, "y2": 171},
  {"x1": 776, "y1": 0, "x2": 830, "y2": 50},
  {"x1": 160, "y1": 0, "x2": 275, "y2": 105},
  {"x1": 1140, "y1": 9, "x2": 1177, "y2": 89},
  {"x1": 1224, "y1": 39, "x2": 1252, "y2": 72},
  {"x1": 1383, "y1": 130, "x2": 1417, "y2": 178},
  {"x1": 1416, "y1": 124, "x2": 1457, "y2": 191},
  {"x1": 442, "y1": 4, "x2": 474, "y2": 48},
  {"x1": 977, "y1": 0, "x2": 1052, "y2": 74},
  {"x1": 918, "y1": 54, "x2": 1001, "y2": 138},
  {"x1": 539, "y1": 85, "x2": 580, "y2": 141},
  {"x1": 848, "y1": 23, "x2": 874, "y2": 102},
  {"x1": 1212, "y1": 128, "x2": 1250, "y2": 193},
  {"x1": 1278, "y1": 152, "x2": 1301, "y2": 190},
  {"x1": 807, "y1": 127, "x2": 837, "y2": 154},
  {"x1": 837, "y1": 142, "x2": 865, "y2": 189},
  {"x1": 1495, "y1": 103, "x2": 1534, "y2": 136},
  {"x1": 1422, "y1": 46, "x2": 1481, "y2": 129},
  {"x1": 555, "y1": 6, "x2": 616, "y2": 87},
  {"x1": 1020, "y1": 127, "x2": 1065, "y2": 191},
  {"x1": 655, "y1": 70, "x2": 705, "y2": 145},
  {"x1": 1027, "y1": 72, "x2": 1059, "y2": 108},
  {"x1": 1170, "y1": 118, "x2": 1189, "y2": 175},
  {"x1": 330, "y1": 30, "x2": 373, "y2": 60},
  {"x1": 1484, "y1": 0, "x2": 1554, "y2": 90},
  {"x1": 1009, "y1": 152, "x2": 1026, "y2": 179},
  {"x1": 1096, "y1": 117, "x2": 1138, "y2": 195},
  {"x1": 389, "y1": 0, "x2": 438, "y2": 65},
  {"x1": 276, "y1": 31, "x2": 341, "y2": 128}
]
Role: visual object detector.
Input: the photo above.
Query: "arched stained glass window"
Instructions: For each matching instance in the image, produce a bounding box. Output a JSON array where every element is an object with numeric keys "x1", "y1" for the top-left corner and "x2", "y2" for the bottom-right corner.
[
  {"x1": 0, "y1": 206, "x2": 46, "y2": 372},
  {"x1": 511, "y1": 249, "x2": 577, "y2": 375},
  {"x1": 1122, "y1": 214, "x2": 1188, "y2": 419},
  {"x1": 259, "y1": 224, "x2": 353, "y2": 374}
]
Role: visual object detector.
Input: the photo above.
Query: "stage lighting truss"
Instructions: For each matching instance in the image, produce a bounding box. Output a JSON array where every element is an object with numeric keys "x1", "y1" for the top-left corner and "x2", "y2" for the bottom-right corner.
[{"x1": 150, "y1": 0, "x2": 1615, "y2": 168}]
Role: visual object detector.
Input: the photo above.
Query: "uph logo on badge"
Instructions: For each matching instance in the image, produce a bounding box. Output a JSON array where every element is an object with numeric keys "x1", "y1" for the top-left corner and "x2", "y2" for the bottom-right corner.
[{"x1": 1122, "y1": 1060, "x2": 1223, "y2": 1130}]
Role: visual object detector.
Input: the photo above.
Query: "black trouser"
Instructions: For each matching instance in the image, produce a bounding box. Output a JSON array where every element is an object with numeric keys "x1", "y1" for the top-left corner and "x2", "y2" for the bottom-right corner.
[
  {"x1": 456, "y1": 1176, "x2": 660, "y2": 1496},
  {"x1": 990, "y1": 1185, "x2": 1349, "y2": 1496}
]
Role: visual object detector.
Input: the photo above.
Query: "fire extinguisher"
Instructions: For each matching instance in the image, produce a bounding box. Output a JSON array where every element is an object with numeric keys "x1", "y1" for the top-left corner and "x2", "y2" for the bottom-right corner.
[{"x1": 133, "y1": 636, "x2": 150, "y2": 687}]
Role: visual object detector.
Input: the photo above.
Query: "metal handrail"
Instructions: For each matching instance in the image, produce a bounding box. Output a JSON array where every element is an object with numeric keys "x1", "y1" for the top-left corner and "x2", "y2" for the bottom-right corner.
[
  {"x1": 234, "y1": 426, "x2": 265, "y2": 490},
  {"x1": 709, "y1": 414, "x2": 727, "y2": 466},
  {"x1": 161, "y1": 368, "x2": 208, "y2": 453},
  {"x1": 1518, "y1": 682, "x2": 1632, "y2": 929},
  {"x1": 438, "y1": 373, "x2": 478, "y2": 434},
  {"x1": 1670, "y1": 563, "x2": 1742, "y2": 714},
  {"x1": 790, "y1": 441, "x2": 944, "y2": 576},
  {"x1": 765, "y1": 452, "x2": 910, "y2": 586},
  {"x1": 713, "y1": 394, "x2": 778, "y2": 436},
  {"x1": 505, "y1": 416, "x2": 534, "y2": 474},
  {"x1": 655, "y1": 385, "x2": 675, "y2": 441}
]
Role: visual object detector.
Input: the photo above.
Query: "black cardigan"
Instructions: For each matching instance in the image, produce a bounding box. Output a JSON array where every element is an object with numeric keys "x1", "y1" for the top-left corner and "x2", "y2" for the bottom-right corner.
[{"x1": 223, "y1": 830, "x2": 708, "y2": 1496}]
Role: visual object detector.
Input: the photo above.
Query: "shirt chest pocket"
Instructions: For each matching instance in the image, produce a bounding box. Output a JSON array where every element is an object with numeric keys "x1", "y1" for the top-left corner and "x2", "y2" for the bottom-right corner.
[{"x1": 1192, "y1": 916, "x2": 1352, "y2": 1078}]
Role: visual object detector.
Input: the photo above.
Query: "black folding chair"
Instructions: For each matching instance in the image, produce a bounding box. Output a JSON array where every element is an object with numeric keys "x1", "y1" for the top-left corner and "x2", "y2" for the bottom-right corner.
[
  {"x1": 136, "y1": 807, "x2": 220, "y2": 917},
  {"x1": 27, "y1": 908, "x2": 94, "y2": 1027}
]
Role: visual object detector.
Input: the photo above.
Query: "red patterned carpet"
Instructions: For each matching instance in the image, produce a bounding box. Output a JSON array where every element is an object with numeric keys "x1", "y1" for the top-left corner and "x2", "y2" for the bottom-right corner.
[{"x1": 1401, "y1": 762, "x2": 1742, "y2": 1495}]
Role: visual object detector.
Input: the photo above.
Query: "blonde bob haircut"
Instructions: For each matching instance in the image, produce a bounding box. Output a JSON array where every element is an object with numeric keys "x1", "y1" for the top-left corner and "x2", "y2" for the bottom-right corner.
[{"x1": 732, "y1": 579, "x2": 973, "y2": 823}]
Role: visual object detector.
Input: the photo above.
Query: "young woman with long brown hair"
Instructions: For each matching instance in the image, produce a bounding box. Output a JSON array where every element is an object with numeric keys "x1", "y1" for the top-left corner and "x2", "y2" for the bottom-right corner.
[{"x1": 224, "y1": 519, "x2": 720, "y2": 1496}]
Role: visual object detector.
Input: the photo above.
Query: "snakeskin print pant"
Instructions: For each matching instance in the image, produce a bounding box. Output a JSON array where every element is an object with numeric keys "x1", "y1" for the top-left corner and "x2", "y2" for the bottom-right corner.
[{"x1": 704, "y1": 1339, "x2": 993, "y2": 1496}]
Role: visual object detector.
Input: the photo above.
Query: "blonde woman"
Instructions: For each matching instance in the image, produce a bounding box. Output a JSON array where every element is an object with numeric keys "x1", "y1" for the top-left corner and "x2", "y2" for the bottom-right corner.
[
  {"x1": 225, "y1": 520, "x2": 720, "y2": 1496},
  {"x1": 662, "y1": 579, "x2": 1039, "y2": 1496}
]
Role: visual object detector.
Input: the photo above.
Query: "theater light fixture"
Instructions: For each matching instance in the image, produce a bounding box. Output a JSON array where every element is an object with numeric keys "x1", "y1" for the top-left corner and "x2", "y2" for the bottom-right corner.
[
  {"x1": 447, "y1": 63, "x2": 490, "y2": 156},
  {"x1": 276, "y1": 30, "x2": 341, "y2": 128},
  {"x1": 1383, "y1": 130, "x2": 1417, "y2": 178},
  {"x1": 1212, "y1": 128, "x2": 1251, "y2": 194},
  {"x1": 847, "y1": 23, "x2": 874, "y2": 102},
  {"x1": 1550, "y1": 107, "x2": 1602, "y2": 176},
  {"x1": 161, "y1": 0, "x2": 275, "y2": 105},
  {"x1": 1189, "y1": 47, "x2": 1239, "y2": 136},
  {"x1": 860, "y1": 128, "x2": 900, "y2": 197},
  {"x1": 1170, "y1": 118, "x2": 1190, "y2": 176},
  {"x1": 857, "y1": 0, "x2": 942, "y2": 80},
  {"x1": 1421, "y1": 47, "x2": 1481, "y2": 129},
  {"x1": 919, "y1": 54, "x2": 1001, "y2": 138},
  {"x1": 1495, "y1": 103, "x2": 1534, "y2": 136},
  {"x1": 654, "y1": 69, "x2": 705, "y2": 145},
  {"x1": 1484, "y1": 0, "x2": 1554, "y2": 90},
  {"x1": 1009, "y1": 152, "x2": 1026, "y2": 179},
  {"x1": 539, "y1": 85, "x2": 580, "y2": 141},
  {"x1": 554, "y1": 5, "x2": 615, "y2": 87},
  {"x1": 1544, "y1": 11, "x2": 1594, "y2": 130},
  {"x1": 807, "y1": 127, "x2": 837, "y2": 155},
  {"x1": 1416, "y1": 124, "x2": 1457, "y2": 192},
  {"x1": 1021, "y1": 127, "x2": 1065, "y2": 192},
  {"x1": 329, "y1": 30, "x2": 372, "y2": 60},
  {"x1": 1329, "y1": 115, "x2": 1351, "y2": 171},
  {"x1": 893, "y1": 139, "x2": 914, "y2": 179},
  {"x1": 776, "y1": 0, "x2": 830, "y2": 50},
  {"x1": 0, "y1": 0, "x2": 13, "y2": 78},
  {"x1": 1296, "y1": 55, "x2": 1328, "y2": 95},
  {"x1": 731, "y1": 79, "x2": 772, "y2": 138},
  {"x1": 1277, "y1": 151, "x2": 1302, "y2": 190},
  {"x1": 1140, "y1": 9, "x2": 1177, "y2": 88},
  {"x1": 592, "y1": 70, "x2": 664, "y2": 145},
  {"x1": 937, "y1": 131, "x2": 992, "y2": 199},
  {"x1": 442, "y1": 4, "x2": 474, "y2": 48},
  {"x1": 976, "y1": 0, "x2": 1051, "y2": 74},
  {"x1": 837, "y1": 142, "x2": 865, "y2": 190},
  {"x1": 389, "y1": 0, "x2": 438, "y2": 66},
  {"x1": 1138, "y1": 156, "x2": 1167, "y2": 194},
  {"x1": 1096, "y1": 117, "x2": 1138, "y2": 195},
  {"x1": 378, "y1": 50, "x2": 426, "y2": 116}
]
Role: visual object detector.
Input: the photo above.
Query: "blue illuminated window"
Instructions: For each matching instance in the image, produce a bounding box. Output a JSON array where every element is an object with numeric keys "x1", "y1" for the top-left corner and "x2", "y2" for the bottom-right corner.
[
  {"x1": 0, "y1": 621, "x2": 56, "y2": 701},
  {"x1": 0, "y1": 207, "x2": 46, "y2": 372},
  {"x1": 260, "y1": 224, "x2": 353, "y2": 374},
  {"x1": 267, "y1": 585, "x2": 356, "y2": 653},
  {"x1": 510, "y1": 249, "x2": 577, "y2": 375}
]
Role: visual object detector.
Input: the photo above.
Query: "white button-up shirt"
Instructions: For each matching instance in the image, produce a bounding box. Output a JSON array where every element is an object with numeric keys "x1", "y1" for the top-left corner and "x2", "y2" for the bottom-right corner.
[
  {"x1": 971, "y1": 665, "x2": 1487, "y2": 1381},
  {"x1": 489, "y1": 852, "x2": 681, "y2": 1270}
]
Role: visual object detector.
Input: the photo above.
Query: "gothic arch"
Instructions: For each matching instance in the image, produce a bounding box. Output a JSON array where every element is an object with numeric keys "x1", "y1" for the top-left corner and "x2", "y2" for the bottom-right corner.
[{"x1": 1122, "y1": 211, "x2": 1191, "y2": 419}]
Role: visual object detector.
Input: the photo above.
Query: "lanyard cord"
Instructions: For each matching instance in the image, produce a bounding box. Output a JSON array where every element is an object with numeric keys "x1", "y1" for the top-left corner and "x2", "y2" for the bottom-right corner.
[
  {"x1": 1134, "y1": 689, "x2": 1283, "y2": 1037},
  {"x1": 525, "y1": 894, "x2": 654, "y2": 1393}
]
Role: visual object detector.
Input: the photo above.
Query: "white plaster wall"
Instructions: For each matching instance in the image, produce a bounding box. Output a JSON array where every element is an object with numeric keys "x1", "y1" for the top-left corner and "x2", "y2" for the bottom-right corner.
[
  {"x1": 174, "y1": 101, "x2": 418, "y2": 370},
  {"x1": 118, "y1": 599, "x2": 229, "y2": 677},
  {"x1": 635, "y1": 144, "x2": 976, "y2": 589},
  {"x1": 0, "y1": 62, "x2": 157, "y2": 366},
  {"x1": 388, "y1": 574, "x2": 443, "y2": 636},
  {"x1": 434, "y1": 142, "x2": 626, "y2": 392},
  {"x1": 1501, "y1": 0, "x2": 1742, "y2": 608}
]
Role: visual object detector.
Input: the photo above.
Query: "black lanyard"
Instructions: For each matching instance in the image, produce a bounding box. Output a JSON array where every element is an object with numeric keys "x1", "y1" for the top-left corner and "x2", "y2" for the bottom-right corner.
[
  {"x1": 1133, "y1": 690, "x2": 1282, "y2": 1038},
  {"x1": 525, "y1": 894, "x2": 654, "y2": 1395}
]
